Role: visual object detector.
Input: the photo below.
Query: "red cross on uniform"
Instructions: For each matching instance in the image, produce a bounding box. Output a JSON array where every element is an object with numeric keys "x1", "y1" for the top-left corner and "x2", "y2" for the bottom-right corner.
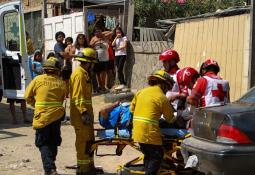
[{"x1": 212, "y1": 84, "x2": 226, "y2": 101}]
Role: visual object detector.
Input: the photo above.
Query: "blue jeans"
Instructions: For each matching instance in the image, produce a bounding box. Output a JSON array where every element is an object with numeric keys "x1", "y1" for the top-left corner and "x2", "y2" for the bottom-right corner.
[{"x1": 35, "y1": 118, "x2": 62, "y2": 174}]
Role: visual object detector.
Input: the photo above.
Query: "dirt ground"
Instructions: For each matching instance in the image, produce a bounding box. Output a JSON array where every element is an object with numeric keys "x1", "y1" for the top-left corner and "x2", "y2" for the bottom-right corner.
[{"x1": 0, "y1": 95, "x2": 141, "y2": 175}]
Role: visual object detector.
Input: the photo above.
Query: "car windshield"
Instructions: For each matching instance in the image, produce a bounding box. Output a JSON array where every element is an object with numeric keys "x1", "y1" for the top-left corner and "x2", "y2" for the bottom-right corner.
[{"x1": 238, "y1": 87, "x2": 255, "y2": 104}]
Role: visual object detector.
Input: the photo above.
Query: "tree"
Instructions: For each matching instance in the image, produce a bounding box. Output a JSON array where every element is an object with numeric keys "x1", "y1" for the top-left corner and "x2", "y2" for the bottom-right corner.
[{"x1": 134, "y1": 0, "x2": 247, "y2": 27}]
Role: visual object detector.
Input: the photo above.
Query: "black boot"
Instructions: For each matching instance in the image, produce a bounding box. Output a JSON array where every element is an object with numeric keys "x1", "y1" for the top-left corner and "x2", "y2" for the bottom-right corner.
[
  {"x1": 45, "y1": 169, "x2": 59, "y2": 175},
  {"x1": 76, "y1": 172, "x2": 96, "y2": 175}
]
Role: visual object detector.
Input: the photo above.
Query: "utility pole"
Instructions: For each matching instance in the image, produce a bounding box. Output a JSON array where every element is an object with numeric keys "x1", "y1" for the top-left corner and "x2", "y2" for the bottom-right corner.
[
  {"x1": 42, "y1": 0, "x2": 47, "y2": 18},
  {"x1": 42, "y1": 0, "x2": 47, "y2": 57},
  {"x1": 249, "y1": 0, "x2": 255, "y2": 88}
]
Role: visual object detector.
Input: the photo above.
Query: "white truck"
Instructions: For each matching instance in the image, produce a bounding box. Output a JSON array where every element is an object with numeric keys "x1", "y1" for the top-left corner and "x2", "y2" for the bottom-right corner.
[{"x1": 0, "y1": 1, "x2": 30, "y2": 99}]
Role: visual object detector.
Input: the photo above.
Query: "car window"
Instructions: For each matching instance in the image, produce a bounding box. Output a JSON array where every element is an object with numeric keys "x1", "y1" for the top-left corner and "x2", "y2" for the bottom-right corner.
[
  {"x1": 238, "y1": 87, "x2": 255, "y2": 103},
  {"x1": 4, "y1": 11, "x2": 20, "y2": 51}
]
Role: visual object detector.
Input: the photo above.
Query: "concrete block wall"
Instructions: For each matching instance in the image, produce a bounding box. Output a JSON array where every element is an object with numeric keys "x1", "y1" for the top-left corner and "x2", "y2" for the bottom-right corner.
[{"x1": 126, "y1": 41, "x2": 173, "y2": 91}]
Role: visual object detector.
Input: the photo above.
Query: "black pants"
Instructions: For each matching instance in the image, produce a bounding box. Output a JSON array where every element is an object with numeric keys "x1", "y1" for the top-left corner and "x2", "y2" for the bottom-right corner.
[
  {"x1": 139, "y1": 143, "x2": 164, "y2": 175},
  {"x1": 35, "y1": 118, "x2": 62, "y2": 174},
  {"x1": 115, "y1": 55, "x2": 126, "y2": 85}
]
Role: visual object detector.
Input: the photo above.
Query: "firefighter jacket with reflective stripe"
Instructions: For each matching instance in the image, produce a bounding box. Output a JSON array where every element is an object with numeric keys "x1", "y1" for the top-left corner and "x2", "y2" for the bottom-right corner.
[
  {"x1": 25, "y1": 74, "x2": 66, "y2": 129},
  {"x1": 70, "y1": 66, "x2": 94, "y2": 127},
  {"x1": 130, "y1": 85, "x2": 174, "y2": 145}
]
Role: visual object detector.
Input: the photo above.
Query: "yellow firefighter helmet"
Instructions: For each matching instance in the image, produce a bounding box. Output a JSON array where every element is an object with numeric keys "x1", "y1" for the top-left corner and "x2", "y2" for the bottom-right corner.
[
  {"x1": 75, "y1": 48, "x2": 98, "y2": 63},
  {"x1": 43, "y1": 57, "x2": 61, "y2": 70},
  {"x1": 148, "y1": 70, "x2": 174, "y2": 86}
]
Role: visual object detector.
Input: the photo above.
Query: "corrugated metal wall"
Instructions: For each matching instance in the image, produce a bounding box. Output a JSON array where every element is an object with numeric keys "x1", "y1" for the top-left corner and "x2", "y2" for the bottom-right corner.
[{"x1": 174, "y1": 14, "x2": 250, "y2": 101}]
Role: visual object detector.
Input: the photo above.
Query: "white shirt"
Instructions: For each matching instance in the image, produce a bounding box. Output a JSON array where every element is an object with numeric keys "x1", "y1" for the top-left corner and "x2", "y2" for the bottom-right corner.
[
  {"x1": 72, "y1": 48, "x2": 83, "y2": 72},
  {"x1": 94, "y1": 41, "x2": 109, "y2": 62},
  {"x1": 115, "y1": 36, "x2": 127, "y2": 56}
]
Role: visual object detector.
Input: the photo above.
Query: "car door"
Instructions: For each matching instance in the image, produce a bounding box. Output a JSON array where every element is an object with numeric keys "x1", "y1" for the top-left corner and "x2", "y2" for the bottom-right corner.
[{"x1": 0, "y1": 2, "x2": 29, "y2": 99}]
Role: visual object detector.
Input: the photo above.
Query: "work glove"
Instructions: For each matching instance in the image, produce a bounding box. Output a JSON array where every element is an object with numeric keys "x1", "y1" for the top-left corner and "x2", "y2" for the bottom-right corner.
[{"x1": 81, "y1": 112, "x2": 93, "y2": 126}]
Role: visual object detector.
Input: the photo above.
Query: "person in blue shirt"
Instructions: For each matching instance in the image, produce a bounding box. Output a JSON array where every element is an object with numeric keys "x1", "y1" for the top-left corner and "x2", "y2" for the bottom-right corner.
[{"x1": 31, "y1": 50, "x2": 43, "y2": 79}]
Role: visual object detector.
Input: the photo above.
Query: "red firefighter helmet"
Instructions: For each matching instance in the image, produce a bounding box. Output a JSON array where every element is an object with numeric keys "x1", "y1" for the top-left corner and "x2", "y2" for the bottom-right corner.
[
  {"x1": 177, "y1": 67, "x2": 199, "y2": 87},
  {"x1": 201, "y1": 58, "x2": 220, "y2": 74},
  {"x1": 159, "y1": 49, "x2": 180, "y2": 63}
]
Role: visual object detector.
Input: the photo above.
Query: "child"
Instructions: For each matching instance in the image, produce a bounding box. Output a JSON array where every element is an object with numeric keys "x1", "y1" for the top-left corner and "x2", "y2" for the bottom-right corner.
[
  {"x1": 64, "y1": 37, "x2": 76, "y2": 67},
  {"x1": 112, "y1": 27, "x2": 128, "y2": 90},
  {"x1": 64, "y1": 37, "x2": 75, "y2": 98},
  {"x1": 47, "y1": 52, "x2": 55, "y2": 59},
  {"x1": 31, "y1": 50, "x2": 43, "y2": 79}
]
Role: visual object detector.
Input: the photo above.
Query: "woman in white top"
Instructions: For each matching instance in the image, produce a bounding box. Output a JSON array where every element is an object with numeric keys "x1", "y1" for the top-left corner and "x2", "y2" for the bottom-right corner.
[
  {"x1": 90, "y1": 26, "x2": 112, "y2": 93},
  {"x1": 112, "y1": 27, "x2": 128, "y2": 90},
  {"x1": 73, "y1": 34, "x2": 88, "y2": 71}
]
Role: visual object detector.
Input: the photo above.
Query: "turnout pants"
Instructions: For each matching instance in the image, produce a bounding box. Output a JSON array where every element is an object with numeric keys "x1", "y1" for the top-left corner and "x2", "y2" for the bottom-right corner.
[
  {"x1": 139, "y1": 143, "x2": 164, "y2": 175},
  {"x1": 74, "y1": 124, "x2": 95, "y2": 174},
  {"x1": 35, "y1": 118, "x2": 62, "y2": 174}
]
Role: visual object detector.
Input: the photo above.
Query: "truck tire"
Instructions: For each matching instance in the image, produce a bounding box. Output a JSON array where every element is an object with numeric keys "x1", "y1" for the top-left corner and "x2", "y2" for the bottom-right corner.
[{"x1": 104, "y1": 92, "x2": 134, "y2": 103}]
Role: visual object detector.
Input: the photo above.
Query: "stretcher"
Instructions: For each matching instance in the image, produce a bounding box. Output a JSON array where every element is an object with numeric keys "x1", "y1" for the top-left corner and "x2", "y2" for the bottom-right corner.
[
  {"x1": 90, "y1": 103, "x2": 138, "y2": 156},
  {"x1": 91, "y1": 124, "x2": 190, "y2": 174},
  {"x1": 91, "y1": 128, "x2": 139, "y2": 156},
  {"x1": 91, "y1": 103, "x2": 191, "y2": 175},
  {"x1": 116, "y1": 129, "x2": 191, "y2": 175}
]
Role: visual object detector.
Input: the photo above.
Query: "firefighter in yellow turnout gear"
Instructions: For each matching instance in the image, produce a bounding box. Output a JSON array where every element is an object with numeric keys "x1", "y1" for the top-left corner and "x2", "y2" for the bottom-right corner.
[
  {"x1": 25, "y1": 57, "x2": 66, "y2": 175},
  {"x1": 130, "y1": 70, "x2": 175, "y2": 175},
  {"x1": 70, "y1": 48, "x2": 98, "y2": 175}
]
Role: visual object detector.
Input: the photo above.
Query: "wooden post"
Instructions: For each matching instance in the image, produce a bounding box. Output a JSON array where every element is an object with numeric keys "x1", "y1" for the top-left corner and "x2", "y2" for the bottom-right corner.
[
  {"x1": 83, "y1": 6, "x2": 89, "y2": 41},
  {"x1": 127, "y1": 0, "x2": 134, "y2": 41},
  {"x1": 42, "y1": 0, "x2": 47, "y2": 57},
  {"x1": 249, "y1": 0, "x2": 255, "y2": 88}
]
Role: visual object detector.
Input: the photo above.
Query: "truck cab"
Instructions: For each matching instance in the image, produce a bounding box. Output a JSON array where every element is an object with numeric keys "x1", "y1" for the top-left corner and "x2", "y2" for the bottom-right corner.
[{"x1": 0, "y1": 1, "x2": 29, "y2": 99}]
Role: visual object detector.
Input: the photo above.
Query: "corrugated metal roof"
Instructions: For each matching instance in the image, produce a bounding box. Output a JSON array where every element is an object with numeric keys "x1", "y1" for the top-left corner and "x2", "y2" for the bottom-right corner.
[{"x1": 157, "y1": 6, "x2": 250, "y2": 28}]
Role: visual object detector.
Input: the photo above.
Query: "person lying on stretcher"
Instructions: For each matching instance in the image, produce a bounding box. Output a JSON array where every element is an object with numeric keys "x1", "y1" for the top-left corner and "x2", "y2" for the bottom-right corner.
[{"x1": 98, "y1": 101, "x2": 132, "y2": 138}]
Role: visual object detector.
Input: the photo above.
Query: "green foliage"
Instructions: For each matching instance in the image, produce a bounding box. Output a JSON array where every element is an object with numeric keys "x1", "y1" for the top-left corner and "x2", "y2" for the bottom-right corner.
[{"x1": 134, "y1": 0, "x2": 247, "y2": 27}]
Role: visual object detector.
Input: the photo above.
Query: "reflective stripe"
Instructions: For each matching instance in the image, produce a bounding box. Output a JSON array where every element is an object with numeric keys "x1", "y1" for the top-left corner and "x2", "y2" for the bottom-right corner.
[
  {"x1": 133, "y1": 116, "x2": 159, "y2": 126},
  {"x1": 71, "y1": 98, "x2": 92, "y2": 105},
  {"x1": 35, "y1": 101, "x2": 63, "y2": 107},
  {"x1": 77, "y1": 159, "x2": 93, "y2": 164}
]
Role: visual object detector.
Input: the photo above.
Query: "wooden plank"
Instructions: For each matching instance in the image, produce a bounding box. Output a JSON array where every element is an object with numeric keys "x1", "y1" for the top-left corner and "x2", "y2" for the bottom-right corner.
[
  {"x1": 158, "y1": 31, "x2": 164, "y2": 41},
  {"x1": 211, "y1": 18, "x2": 219, "y2": 66},
  {"x1": 189, "y1": 21, "x2": 198, "y2": 68},
  {"x1": 152, "y1": 29, "x2": 158, "y2": 41},
  {"x1": 234, "y1": 15, "x2": 243, "y2": 100},
  {"x1": 134, "y1": 27, "x2": 166, "y2": 32},
  {"x1": 143, "y1": 28, "x2": 148, "y2": 42},
  {"x1": 147, "y1": 28, "x2": 152, "y2": 41},
  {"x1": 140, "y1": 28, "x2": 144, "y2": 42},
  {"x1": 83, "y1": 7, "x2": 89, "y2": 41},
  {"x1": 192, "y1": 21, "x2": 202, "y2": 71},
  {"x1": 226, "y1": 16, "x2": 235, "y2": 101},
  {"x1": 216, "y1": 17, "x2": 224, "y2": 77},
  {"x1": 241, "y1": 14, "x2": 250, "y2": 96},
  {"x1": 127, "y1": 0, "x2": 134, "y2": 41},
  {"x1": 149, "y1": 29, "x2": 155, "y2": 41},
  {"x1": 186, "y1": 22, "x2": 193, "y2": 67}
]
